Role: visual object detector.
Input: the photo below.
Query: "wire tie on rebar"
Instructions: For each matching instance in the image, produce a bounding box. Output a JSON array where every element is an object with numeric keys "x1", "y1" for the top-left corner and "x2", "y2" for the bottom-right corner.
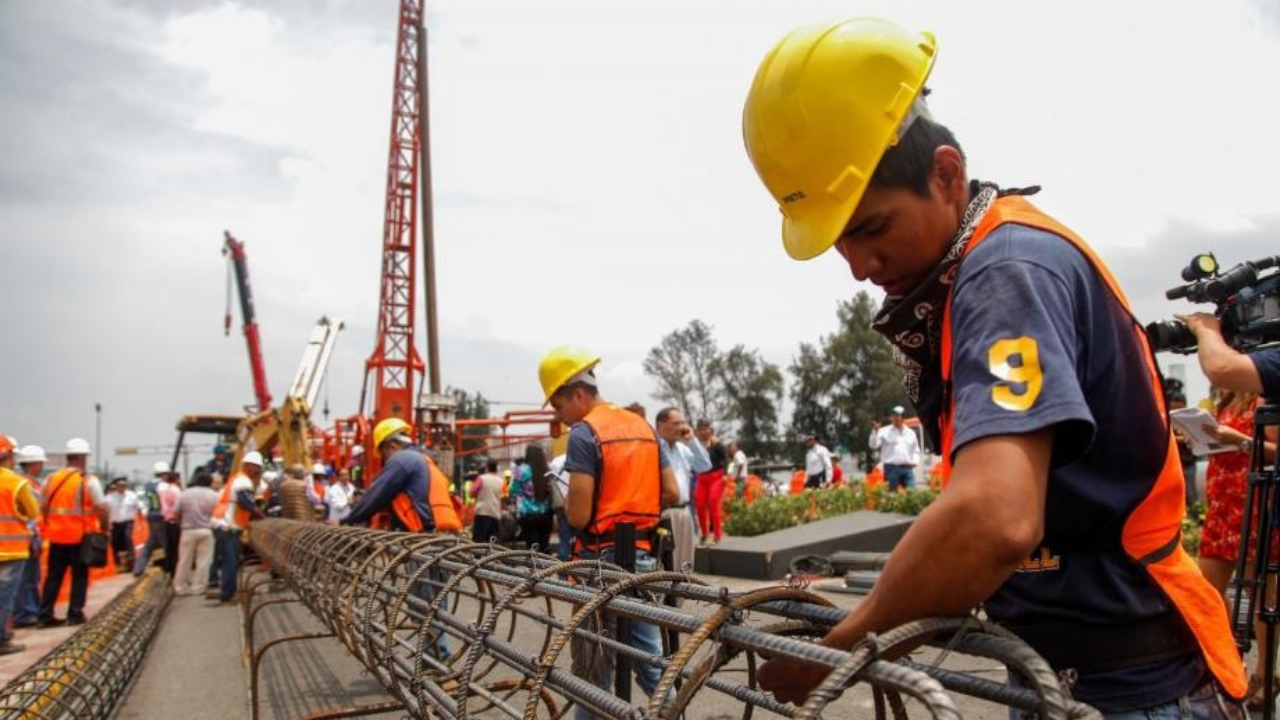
[
  {"x1": 718, "y1": 586, "x2": 732, "y2": 605},
  {"x1": 930, "y1": 612, "x2": 977, "y2": 669}
]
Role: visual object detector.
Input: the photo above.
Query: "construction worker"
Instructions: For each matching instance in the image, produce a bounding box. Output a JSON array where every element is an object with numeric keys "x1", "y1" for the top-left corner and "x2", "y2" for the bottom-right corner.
[
  {"x1": 306, "y1": 463, "x2": 330, "y2": 520},
  {"x1": 537, "y1": 346, "x2": 679, "y2": 720},
  {"x1": 342, "y1": 418, "x2": 461, "y2": 534},
  {"x1": 104, "y1": 476, "x2": 143, "y2": 572},
  {"x1": 133, "y1": 461, "x2": 170, "y2": 576},
  {"x1": 744, "y1": 18, "x2": 1247, "y2": 713},
  {"x1": 38, "y1": 438, "x2": 109, "y2": 626},
  {"x1": 11, "y1": 445, "x2": 46, "y2": 628},
  {"x1": 0, "y1": 435, "x2": 40, "y2": 653},
  {"x1": 211, "y1": 451, "x2": 265, "y2": 603}
]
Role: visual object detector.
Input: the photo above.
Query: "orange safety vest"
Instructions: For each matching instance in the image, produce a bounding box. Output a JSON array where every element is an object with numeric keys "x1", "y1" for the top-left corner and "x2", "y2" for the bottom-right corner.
[
  {"x1": 936, "y1": 196, "x2": 1247, "y2": 699},
  {"x1": 213, "y1": 472, "x2": 253, "y2": 530},
  {"x1": 382, "y1": 454, "x2": 462, "y2": 533},
  {"x1": 42, "y1": 468, "x2": 99, "y2": 545},
  {"x1": 578, "y1": 403, "x2": 662, "y2": 552},
  {"x1": 0, "y1": 468, "x2": 33, "y2": 560}
]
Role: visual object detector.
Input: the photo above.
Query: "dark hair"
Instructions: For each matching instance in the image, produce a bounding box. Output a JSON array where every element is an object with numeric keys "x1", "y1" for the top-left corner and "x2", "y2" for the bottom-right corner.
[
  {"x1": 871, "y1": 114, "x2": 965, "y2": 197},
  {"x1": 525, "y1": 445, "x2": 549, "y2": 502},
  {"x1": 655, "y1": 406, "x2": 681, "y2": 424},
  {"x1": 556, "y1": 382, "x2": 599, "y2": 400},
  {"x1": 190, "y1": 470, "x2": 214, "y2": 488},
  {"x1": 485, "y1": 460, "x2": 498, "y2": 473}
]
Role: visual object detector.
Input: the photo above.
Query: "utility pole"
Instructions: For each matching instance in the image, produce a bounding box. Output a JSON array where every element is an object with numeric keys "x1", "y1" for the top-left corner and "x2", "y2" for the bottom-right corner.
[{"x1": 95, "y1": 403, "x2": 103, "y2": 475}]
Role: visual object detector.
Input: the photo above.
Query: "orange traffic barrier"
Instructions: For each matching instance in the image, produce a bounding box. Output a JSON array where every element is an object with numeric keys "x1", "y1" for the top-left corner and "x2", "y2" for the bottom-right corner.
[{"x1": 789, "y1": 470, "x2": 806, "y2": 495}]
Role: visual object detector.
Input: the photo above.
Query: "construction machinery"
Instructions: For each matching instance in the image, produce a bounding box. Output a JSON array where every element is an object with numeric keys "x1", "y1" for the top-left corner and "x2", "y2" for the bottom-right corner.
[
  {"x1": 231, "y1": 316, "x2": 344, "y2": 472},
  {"x1": 223, "y1": 231, "x2": 273, "y2": 412}
]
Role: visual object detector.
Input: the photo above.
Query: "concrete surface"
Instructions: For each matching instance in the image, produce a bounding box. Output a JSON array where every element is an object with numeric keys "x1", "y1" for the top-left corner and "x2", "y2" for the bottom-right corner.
[{"x1": 695, "y1": 511, "x2": 915, "y2": 579}]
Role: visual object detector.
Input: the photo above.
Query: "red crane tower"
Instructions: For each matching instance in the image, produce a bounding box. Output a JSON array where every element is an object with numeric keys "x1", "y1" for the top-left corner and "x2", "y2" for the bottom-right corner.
[
  {"x1": 223, "y1": 231, "x2": 273, "y2": 412},
  {"x1": 361, "y1": 0, "x2": 432, "y2": 425}
]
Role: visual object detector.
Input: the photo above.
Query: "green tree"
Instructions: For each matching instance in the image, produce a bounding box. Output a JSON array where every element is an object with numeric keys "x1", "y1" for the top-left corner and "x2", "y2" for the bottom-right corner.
[
  {"x1": 448, "y1": 387, "x2": 492, "y2": 454},
  {"x1": 787, "y1": 341, "x2": 838, "y2": 466},
  {"x1": 712, "y1": 345, "x2": 783, "y2": 459},
  {"x1": 823, "y1": 292, "x2": 909, "y2": 469},
  {"x1": 787, "y1": 291, "x2": 908, "y2": 469},
  {"x1": 644, "y1": 319, "x2": 728, "y2": 426}
]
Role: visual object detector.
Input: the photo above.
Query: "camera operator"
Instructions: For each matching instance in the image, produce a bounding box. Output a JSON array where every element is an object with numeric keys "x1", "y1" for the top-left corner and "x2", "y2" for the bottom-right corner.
[{"x1": 1181, "y1": 313, "x2": 1280, "y2": 406}]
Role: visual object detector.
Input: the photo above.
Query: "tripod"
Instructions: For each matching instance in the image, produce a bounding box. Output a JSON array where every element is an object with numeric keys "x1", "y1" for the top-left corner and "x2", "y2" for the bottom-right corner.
[{"x1": 1230, "y1": 403, "x2": 1280, "y2": 719}]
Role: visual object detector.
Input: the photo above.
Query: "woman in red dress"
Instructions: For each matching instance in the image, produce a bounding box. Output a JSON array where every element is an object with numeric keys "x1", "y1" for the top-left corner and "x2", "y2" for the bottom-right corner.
[{"x1": 1196, "y1": 390, "x2": 1269, "y2": 705}]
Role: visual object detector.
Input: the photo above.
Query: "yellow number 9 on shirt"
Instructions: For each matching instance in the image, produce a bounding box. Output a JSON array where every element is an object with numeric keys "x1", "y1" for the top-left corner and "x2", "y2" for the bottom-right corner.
[{"x1": 987, "y1": 337, "x2": 1042, "y2": 412}]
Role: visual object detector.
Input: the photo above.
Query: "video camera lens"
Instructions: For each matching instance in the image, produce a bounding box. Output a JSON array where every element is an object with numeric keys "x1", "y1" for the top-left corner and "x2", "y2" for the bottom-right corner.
[{"x1": 1145, "y1": 320, "x2": 1197, "y2": 354}]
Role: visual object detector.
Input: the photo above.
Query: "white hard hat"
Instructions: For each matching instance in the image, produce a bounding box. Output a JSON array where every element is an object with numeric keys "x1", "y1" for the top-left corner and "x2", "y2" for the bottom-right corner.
[
  {"x1": 153, "y1": 461, "x2": 171, "y2": 474},
  {"x1": 351, "y1": 446, "x2": 365, "y2": 457},
  {"x1": 242, "y1": 451, "x2": 264, "y2": 467},
  {"x1": 16, "y1": 445, "x2": 47, "y2": 464},
  {"x1": 261, "y1": 470, "x2": 279, "y2": 482},
  {"x1": 311, "y1": 462, "x2": 328, "y2": 476},
  {"x1": 65, "y1": 438, "x2": 91, "y2": 455}
]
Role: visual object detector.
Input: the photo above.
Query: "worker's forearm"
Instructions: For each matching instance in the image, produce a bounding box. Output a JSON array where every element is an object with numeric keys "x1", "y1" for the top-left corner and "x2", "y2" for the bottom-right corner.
[
  {"x1": 821, "y1": 485, "x2": 1025, "y2": 650},
  {"x1": 1196, "y1": 332, "x2": 1263, "y2": 393}
]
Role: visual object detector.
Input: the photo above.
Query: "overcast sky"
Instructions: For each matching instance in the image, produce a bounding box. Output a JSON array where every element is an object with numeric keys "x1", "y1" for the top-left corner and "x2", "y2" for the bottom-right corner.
[{"x1": 3, "y1": 0, "x2": 1279, "y2": 476}]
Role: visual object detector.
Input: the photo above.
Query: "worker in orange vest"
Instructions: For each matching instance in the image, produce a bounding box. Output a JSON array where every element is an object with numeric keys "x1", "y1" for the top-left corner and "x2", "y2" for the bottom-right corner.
[
  {"x1": 0, "y1": 435, "x2": 41, "y2": 654},
  {"x1": 38, "y1": 438, "x2": 109, "y2": 627},
  {"x1": 342, "y1": 418, "x2": 461, "y2": 533},
  {"x1": 538, "y1": 346, "x2": 679, "y2": 720},
  {"x1": 211, "y1": 450, "x2": 265, "y2": 603},
  {"x1": 11, "y1": 445, "x2": 48, "y2": 629},
  {"x1": 745, "y1": 18, "x2": 1247, "y2": 711}
]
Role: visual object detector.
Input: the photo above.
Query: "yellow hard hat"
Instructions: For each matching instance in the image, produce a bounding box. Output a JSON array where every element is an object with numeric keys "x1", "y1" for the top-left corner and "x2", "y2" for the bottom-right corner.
[
  {"x1": 743, "y1": 18, "x2": 938, "y2": 260},
  {"x1": 538, "y1": 346, "x2": 600, "y2": 404},
  {"x1": 373, "y1": 417, "x2": 412, "y2": 450}
]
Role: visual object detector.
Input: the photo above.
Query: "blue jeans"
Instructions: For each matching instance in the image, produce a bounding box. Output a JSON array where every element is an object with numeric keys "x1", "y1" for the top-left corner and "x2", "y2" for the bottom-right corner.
[
  {"x1": 572, "y1": 549, "x2": 664, "y2": 720},
  {"x1": 215, "y1": 529, "x2": 241, "y2": 601},
  {"x1": 13, "y1": 533, "x2": 42, "y2": 623},
  {"x1": 884, "y1": 464, "x2": 915, "y2": 491},
  {"x1": 133, "y1": 516, "x2": 165, "y2": 575},
  {"x1": 0, "y1": 560, "x2": 26, "y2": 644},
  {"x1": 555, "y1": 507, "x2": 573, "y2": 562}
]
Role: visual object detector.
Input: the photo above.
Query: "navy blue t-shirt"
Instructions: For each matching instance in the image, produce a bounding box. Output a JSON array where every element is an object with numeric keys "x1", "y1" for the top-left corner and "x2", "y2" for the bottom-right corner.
[
  {"x1": 946, "y1": 222, "x2": 1203, "y2": 711},
  {"x1": 1250, "y1": 346, "x2": 1280, "y2": 405}
]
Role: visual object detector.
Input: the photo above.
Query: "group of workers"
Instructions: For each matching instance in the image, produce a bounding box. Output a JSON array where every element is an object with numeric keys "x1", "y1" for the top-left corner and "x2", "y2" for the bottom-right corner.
[{"x1": 0, "y1": 438, "x2": 115, "y2": 655}]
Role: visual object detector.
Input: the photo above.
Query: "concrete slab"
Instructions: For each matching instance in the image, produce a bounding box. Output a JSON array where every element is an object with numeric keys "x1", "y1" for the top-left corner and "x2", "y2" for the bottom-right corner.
[
  {"x1": 694, "y1": 511, "x2": 914, "y2": 580},
  {"x1": 113, "y1": 592, "x2": 249, "y2": 720}
]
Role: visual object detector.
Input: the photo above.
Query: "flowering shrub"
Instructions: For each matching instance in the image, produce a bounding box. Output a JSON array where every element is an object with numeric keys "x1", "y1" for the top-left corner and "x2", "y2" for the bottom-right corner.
[{"x1": 722, "y1": 481, "x2": 939, "y2": 538}]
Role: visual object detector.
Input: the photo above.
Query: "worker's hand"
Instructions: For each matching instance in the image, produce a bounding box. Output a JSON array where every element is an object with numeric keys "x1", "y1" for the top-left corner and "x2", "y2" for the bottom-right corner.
[
  {"x1": 679, "y1": 426, "x2": 695, "y2": 442},
  {"x1": 870, "y1": 420, "x2": 882, "y2": 431},
  {"x1": 1176, "y1": 312, "x2": 1221, "y2": 338},
  {"x1": 757, "y1": 656, "x2": 830, "y2": 705}
]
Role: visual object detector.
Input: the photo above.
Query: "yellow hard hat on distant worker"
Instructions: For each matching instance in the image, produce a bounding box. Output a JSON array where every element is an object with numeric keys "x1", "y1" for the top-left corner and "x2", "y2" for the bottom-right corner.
[
  {"x1": 373, "y1": 417, "x2": 412, "y2": 450},
  {"x1": 742, "y1": 17, "x2": 938, "y2": 261},
  {"x1": 538, "y1": 346, "x2": 600, "y2": 404}
]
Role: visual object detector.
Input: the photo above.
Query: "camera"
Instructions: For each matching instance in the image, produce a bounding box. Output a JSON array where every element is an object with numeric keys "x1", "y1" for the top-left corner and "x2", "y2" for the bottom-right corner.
[{"x1": 1146, "y1": 253, "x2": 1280, "y2": 354}]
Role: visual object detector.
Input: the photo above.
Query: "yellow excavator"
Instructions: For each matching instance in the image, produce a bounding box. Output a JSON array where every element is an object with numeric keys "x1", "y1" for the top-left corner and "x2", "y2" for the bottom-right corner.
[{"x1": 172, "y1": 316, "x2": 344, "y2": 475}]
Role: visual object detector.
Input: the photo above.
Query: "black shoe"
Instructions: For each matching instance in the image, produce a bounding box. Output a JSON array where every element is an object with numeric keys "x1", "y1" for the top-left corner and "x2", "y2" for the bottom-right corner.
[
  {"x1": 35, "y1": 617, "x2": 65, "y2": 629},
  {"x1": 12, "y1": 619, "x2": 38, "y2": 629},
  {"x1": 0, "y1": 642, "x2": 25, "y2": 656},
  {"x1": 66, "y1": 615, "x2": 87, "y2": 626}
]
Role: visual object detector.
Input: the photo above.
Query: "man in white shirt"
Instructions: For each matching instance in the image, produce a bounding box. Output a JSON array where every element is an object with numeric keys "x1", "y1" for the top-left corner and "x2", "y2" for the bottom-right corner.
[
  {"x1": 728, "y1": 442, "x2": 749, "y2": 499},
  {"x1": 324, "y1": 468, "x2": 357, "y2": 525},
  {"x1": 104, "y1": 477, "x2": 143, "y2": 571},
  {"x1": 868, "y1": 406, "x2": 921, "y2": 491},
  {"x1": 655, "y1": 407, "x2": 710, "y2": 574},
  {"x1": 804, "y1": 436, "x2": 833, "y2": 489},
  {"x1": 469, "y1": 461, "x2": 504, "y2": 543}
]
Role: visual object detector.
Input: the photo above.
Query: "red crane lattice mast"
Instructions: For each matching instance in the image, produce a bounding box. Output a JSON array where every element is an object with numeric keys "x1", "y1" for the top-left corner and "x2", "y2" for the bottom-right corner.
[{"x1": 363, "y1": 0, "x2": 427, "y2": 425}]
